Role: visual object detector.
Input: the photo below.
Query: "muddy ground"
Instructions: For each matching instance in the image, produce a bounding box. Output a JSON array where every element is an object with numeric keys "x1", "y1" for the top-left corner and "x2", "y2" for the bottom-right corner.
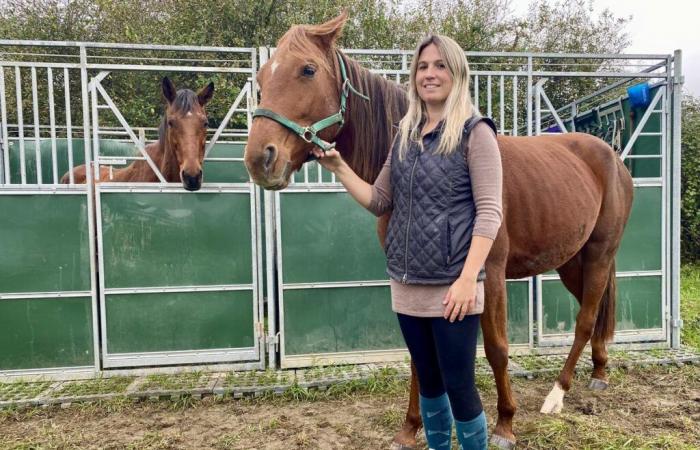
[{"x1": 1, "y1": 364, "x2": 699, "y2": 449}]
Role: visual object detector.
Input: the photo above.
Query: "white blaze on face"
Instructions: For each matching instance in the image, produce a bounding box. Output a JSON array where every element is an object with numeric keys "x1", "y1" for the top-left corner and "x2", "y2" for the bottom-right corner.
[
  {"x1": 271, "y1": 60, "x2": 279, "y2": 75},
  {"x1": 186, "y1": 111, "x2": 193, "y2": 117}
]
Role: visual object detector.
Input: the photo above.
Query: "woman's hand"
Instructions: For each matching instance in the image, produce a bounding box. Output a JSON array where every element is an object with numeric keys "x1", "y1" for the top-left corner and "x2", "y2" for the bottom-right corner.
[
  {"x1": 310, "y1": 148, "x2": 346, "y2": 173},
  {"x1": 443, "y1": 276, "x2": 477, "y2": 322}
]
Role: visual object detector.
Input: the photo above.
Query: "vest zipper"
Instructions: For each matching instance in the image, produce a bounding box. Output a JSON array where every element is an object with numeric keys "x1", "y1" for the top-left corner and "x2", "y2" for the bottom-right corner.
[{"x1": 403, "y1": 154, "x2": 420, "y2": 284}]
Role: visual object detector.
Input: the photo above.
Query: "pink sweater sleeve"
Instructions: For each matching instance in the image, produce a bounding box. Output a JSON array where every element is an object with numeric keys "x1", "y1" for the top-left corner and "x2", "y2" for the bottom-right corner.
[
  {"x1": 367, "y1": 148, "x2": 393, "y2": 217},
  {"x1": 467, "y1": 122, "x2": 503, "y2": 240}
]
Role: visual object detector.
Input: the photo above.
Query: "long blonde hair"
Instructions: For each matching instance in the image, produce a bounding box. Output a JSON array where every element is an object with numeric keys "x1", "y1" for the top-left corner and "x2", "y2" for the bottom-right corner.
[{"x1": 397, "y1": 34, "x2": 475, "y2": 160}]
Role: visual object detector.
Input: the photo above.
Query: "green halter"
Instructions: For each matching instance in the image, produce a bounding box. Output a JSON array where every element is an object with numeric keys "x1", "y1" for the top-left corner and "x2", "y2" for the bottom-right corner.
[{"x1": 253, "y1": 51, "x2": 370, "y2": 152}]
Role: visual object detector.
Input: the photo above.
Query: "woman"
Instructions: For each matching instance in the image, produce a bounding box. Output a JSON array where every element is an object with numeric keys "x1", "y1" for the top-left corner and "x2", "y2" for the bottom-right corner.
[{"x1": 311, "y1": 35, "x2": 502, "y2": 449}]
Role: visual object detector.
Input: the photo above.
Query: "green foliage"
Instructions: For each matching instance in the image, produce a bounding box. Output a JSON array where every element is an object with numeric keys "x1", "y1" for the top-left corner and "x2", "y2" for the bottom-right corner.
[
  {"x1": 681, "y1": 265, "x2": 700, "y2": 349},
  {"x1": 682, "y1": 96, "x2": 700, "y2": 262}
]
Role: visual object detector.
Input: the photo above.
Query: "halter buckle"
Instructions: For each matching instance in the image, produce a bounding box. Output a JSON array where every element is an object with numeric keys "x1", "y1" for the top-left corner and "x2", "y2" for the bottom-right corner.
[{"x1": 301, "y1": 128, "x2": 316, "y2": 143}]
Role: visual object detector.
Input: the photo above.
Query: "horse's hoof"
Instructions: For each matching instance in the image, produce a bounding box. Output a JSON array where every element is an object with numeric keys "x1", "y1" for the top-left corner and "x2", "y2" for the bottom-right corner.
[
  {"x1": 389, "y1": 443, "x2": 415, "y2": 450},
  {"x1": 540, "y1": 381, "x2": 565, "y2": 414},
  {"x1": 490, "y1": 434, "x2": 516, "y2": 449},
  {"x1": 589, "y1": 378, "x2": 609, "y2": 390}
]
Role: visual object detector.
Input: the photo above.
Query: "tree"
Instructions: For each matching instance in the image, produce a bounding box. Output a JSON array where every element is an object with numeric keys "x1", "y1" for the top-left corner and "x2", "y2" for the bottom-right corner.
[{"x1": 682, "y1": 94, "x2": 700, "y2": 262}]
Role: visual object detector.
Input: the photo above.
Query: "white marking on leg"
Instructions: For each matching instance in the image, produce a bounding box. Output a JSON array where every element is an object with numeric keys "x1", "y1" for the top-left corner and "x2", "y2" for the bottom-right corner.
[{"x1": 540, "y1": 381, "x2": 566, "y2": 414}]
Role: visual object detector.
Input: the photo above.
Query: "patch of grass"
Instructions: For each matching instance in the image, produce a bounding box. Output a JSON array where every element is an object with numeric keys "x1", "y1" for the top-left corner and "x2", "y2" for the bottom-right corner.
[
  {"x1": 138, "y1": 371, "x2": 205, "y2": 392},
  {"x1": 518, "y1": 414, "x2": 697, "y2": 450},
  {"x1": 681, "y1": 264, "x2": 700, "y2": 350},
  {"x1": 51, "y1": 376, "x2": 133, "y2": 397},
  {"x1": 0, "y1": 380, "x2": 52, "y2": 401}
]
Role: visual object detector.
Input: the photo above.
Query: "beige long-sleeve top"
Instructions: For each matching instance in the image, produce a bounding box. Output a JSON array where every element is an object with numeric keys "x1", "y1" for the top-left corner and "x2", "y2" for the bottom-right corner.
[{"x1": 366, "y1": 121, "x2": 503, "y2": 317}]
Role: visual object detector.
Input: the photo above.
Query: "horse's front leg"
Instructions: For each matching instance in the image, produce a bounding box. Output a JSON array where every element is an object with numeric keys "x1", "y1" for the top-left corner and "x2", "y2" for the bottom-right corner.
[
  {"x1": 482, "y1": 262, "x2": 517, "y2": 449},
  {"x1": 391, "y1": 362, "x2": 422, "y2": 449}
]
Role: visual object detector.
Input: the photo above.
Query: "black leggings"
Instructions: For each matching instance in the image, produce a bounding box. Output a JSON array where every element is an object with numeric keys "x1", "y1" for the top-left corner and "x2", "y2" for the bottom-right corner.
[{"x1": 397, "y1": 313, "x2": 482, "y2": 421}]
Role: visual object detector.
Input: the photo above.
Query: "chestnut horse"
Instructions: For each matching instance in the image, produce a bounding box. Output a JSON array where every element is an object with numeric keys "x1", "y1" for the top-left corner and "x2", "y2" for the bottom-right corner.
[
  {"x1": 245, "y1": 14, "x2": 634, "y2": 449},
  {"x1": 61, "y1": 77, "x2": 214, "y2": 191}
]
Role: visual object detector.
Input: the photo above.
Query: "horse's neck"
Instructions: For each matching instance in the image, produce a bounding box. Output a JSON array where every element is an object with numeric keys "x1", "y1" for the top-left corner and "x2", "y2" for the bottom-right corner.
[
  {"x1": 111, "y1": 143, "x2": 167, "y2": 182},
  {"x1": 158, "y1": 137, "x2": 181, "y2": 182},
  {"x1": 335, "y1": 55, "x2": 408, "y2": 183}
]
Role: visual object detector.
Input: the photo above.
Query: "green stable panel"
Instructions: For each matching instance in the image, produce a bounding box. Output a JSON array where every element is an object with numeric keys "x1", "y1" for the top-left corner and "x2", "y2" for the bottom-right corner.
[
  {"x1": 540, "y1": 276, "x2": 663, "y2": 336},
  {"x1": 0, "y1": 194, "x2": 90, "y2": 293},
  {"x1": 0, "y1": 297, "x2": 94, "y2": 370},
  {"x1": 100, "y1": 192, "x2": 253, "y2": 288},
  {"x1": 105, "y1": 291, "x2": 255, "y2": 353},
  {"x1": 616, "y1": 186, "x2": 662, "y2": 272},
  {"x1": 280, "y1": 192, "x2": 387, "y2": 283},
  {"x1": 203, "y1": 143, "x2": 250, "y2": 183},
  {"x1": 6, "y1": 139, "x2": 137, "y2": 184},
  {"x1": 282, "y1": 286, "x2": 404, "y2": 356}
]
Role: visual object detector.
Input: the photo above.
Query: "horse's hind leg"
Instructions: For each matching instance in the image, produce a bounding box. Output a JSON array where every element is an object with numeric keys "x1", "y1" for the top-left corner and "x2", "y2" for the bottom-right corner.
[
  {"x1": 541, "y1": 242, "x2": 616, "y2": 414},
  {"x1": 555, "y1": 253, "x2": 610, "y2": 391},
  {"x1": 482, "y1": 268, "x2": 517, "y2": 448}
]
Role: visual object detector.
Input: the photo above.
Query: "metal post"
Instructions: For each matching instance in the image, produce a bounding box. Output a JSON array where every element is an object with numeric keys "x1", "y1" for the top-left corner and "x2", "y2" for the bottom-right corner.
[
  {"x1": 80, "y1": 44, "x2": 101, "y2": 371},
  {"x1": 670, "y1": 50, "x2": 683, "y2": 348},
  {"x1": 0, "y1": 67, "x2": 8, "y2": 184},
  {"x1": 527, "y1": 56, "x2": 533, "y2": 136},
  {"x1": 31, "y1": 67, "x2": 42, "y2": 184},
  {"x1": 15, "y1": 67, "x2": 26, "y2": 183},
  {"x1": 47, "y1": 68, "x2": 58, "y2": 183},
  {"x1": 64, "y1": 68, "x2": 74, "y2": 184}
]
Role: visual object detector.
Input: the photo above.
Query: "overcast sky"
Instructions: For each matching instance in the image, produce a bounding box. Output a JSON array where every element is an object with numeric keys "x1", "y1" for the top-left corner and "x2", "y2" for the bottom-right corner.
[{"x1": 509, "y1": 0, "x2": 700, "y2": 96}]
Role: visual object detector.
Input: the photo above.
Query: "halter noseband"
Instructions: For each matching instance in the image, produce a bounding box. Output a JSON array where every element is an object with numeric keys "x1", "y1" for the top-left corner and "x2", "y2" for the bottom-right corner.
[{"x1": 253, "y1": 51, "x2": 370, "y2": 153}]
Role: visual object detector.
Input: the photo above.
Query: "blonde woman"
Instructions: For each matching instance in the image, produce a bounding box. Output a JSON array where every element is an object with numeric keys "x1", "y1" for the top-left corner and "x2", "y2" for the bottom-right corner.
[{"x1": 311, "y1": 35, "x2": 502, "y2": 450}]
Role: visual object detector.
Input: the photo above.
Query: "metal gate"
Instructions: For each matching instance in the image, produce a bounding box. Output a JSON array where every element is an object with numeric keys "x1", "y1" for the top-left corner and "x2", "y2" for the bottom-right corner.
[
  {"x1": 1, "y1": 41, "x2": 683, "y2": 376},
  {"x1": 0, "y1": 41, "x2": 265, "y2": 376}
]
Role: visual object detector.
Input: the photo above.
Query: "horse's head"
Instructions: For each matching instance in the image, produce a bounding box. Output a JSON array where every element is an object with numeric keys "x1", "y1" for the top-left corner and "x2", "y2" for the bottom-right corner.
[
  {"x1": 161, "y1": 77, "x2": 214, "y2": 191},
  {"x1": 245, "y1": 13, "x2": 349, "y2": 190}
]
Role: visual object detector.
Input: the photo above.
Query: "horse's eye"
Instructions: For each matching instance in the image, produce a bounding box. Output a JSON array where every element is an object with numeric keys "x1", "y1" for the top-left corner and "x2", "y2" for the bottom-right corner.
[
  {"x1": 302, "y1": 65, "x2": 316, "y2": 77},
  {"x1": 202, "y1": 119, "x2": 208, "y2": 128},
  {"x1": 167, "y1": 119, "x2": 175, "y2": 128}
]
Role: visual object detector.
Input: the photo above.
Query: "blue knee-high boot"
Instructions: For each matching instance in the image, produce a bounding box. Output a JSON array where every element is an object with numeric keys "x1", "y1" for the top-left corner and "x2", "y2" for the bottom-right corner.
[
  {"x1": 454, "y1": 410, "x2": 488, "y2": 450},
  {"x1": 419, "y1": 393, "x2": 453, "y2": 449}
]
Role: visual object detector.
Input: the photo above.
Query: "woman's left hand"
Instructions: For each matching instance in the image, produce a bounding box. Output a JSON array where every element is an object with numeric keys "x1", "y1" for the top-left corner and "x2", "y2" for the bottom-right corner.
[{"x1": 443, "y1": 276, "x2": 477, "y2": 322}]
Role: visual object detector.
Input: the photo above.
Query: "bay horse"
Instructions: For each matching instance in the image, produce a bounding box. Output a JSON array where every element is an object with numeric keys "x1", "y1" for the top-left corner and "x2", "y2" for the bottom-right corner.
[
  {"x1": 244, "y1": 13, "x2": 634, "y2": 449},
  {"x1": 61, "y1": 77, "x2": 214, "y2": 191}
]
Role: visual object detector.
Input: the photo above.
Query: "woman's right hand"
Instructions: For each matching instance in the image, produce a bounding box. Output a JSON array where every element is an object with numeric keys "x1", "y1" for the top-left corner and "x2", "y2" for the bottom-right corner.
[{"x1": 310, "y1": 147, "x2": 346, "y2": 174}]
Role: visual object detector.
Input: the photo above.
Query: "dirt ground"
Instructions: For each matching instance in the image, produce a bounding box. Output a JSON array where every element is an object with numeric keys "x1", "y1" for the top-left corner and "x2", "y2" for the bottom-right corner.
[{"x1": 1, "y1": 364, "x2": 699, "y2": 450}]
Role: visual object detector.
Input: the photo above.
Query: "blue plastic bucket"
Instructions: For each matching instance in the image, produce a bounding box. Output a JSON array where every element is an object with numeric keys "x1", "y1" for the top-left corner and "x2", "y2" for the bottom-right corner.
[{"x1": 627, "y1": 83, "x2": 651, "y2": 108}]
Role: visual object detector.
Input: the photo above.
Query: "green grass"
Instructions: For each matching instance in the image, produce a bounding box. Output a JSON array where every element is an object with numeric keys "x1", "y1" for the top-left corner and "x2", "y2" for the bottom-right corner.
[
  {"x1": 681, "y1": 264, "x2": 700, "y2": 350},
  {"x1": 138, "y1": 371, "x2": 206, "y2": 392},
  {"x1": 51, "y1": 376, "x2": 133, "y2": 397}
]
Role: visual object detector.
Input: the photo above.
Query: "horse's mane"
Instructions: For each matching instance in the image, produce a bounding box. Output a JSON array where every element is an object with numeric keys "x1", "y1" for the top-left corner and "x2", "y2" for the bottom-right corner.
[
  {"x1": 337, "y1": 52, "x2": 408, "y2": 183},
  {"x1": 158, "y1": 89, "x2": 199, "y2": 179}
]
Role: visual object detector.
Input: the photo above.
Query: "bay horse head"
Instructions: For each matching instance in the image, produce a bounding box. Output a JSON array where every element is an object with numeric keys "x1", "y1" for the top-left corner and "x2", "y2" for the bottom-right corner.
[
  {"x1": 161, "y1": 77, "x2": 214, "y2": 191},
  {"x1": 245, "y1": 12, "x2": 360, "y2": 190}
]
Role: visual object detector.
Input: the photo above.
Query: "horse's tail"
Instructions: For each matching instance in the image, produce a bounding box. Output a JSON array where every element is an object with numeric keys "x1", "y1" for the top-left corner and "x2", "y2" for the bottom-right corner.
[{"x1": 593, "y1": 260, "x2": 617, "y2": 342}]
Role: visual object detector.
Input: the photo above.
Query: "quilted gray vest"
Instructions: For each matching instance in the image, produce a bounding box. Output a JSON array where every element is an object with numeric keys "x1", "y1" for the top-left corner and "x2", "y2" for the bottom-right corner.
[{"x1": 385, "y1": 116, "x2": 497, "y2": 284}]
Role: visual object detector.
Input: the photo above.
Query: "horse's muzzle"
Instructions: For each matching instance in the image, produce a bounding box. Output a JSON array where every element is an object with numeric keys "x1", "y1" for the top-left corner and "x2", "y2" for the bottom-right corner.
[{"x1": 182, "y1": 170, "x2": 202, "y2": 191}]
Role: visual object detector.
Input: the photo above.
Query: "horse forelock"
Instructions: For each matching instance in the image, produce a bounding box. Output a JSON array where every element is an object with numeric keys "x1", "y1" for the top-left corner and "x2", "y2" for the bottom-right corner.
[
  {"x1": 276, "y1": 25, "x2": 333, "y2": 73},
  {"x1": 171, "y1": 89, "x2": 200, "y2": 114}
]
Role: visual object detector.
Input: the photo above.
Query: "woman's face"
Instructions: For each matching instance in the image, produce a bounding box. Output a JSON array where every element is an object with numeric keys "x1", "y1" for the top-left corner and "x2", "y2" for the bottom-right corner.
[{"x1": 415, "y1": 43, "x2": 453, "y2": 108}]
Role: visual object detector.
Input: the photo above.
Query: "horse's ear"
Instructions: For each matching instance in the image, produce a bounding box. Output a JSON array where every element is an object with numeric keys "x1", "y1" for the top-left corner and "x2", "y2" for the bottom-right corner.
[
  {"x1": 197, "y1": 82, "x2": 214, "y2": 106},
  {"x1": 311, "y1": 10, "x2": 348, "y2": 47},
  {"x1": 162, "y1": 77, "x2": 176, "y2": 104}
]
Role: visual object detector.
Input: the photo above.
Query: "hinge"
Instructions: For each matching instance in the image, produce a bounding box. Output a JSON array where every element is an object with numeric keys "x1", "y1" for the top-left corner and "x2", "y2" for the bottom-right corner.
[{"x1": 672, "y1": 319, "x2": 684, "y2": 328}]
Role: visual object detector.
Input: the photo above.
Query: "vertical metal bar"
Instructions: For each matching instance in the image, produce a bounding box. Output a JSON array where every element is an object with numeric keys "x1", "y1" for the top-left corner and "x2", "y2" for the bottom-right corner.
[
  {"x1": 512, "y1": 75, "x2": 518, "y2": 136},
  {"x1": 80, "y1": 44, "x2": 100, "y2": 371},
  {"x1": 527, "y1": 57, "x2": 533, "y2": 136},
  {"x1": 499, "y1": 75, "x2": 505, "y2": 134},
  {"x1": 15, "y1": 67, "x2": 26, "y2": 184},
  {"x1": 47, "y1": 68, "x2": 58, "y2": 183},
  {"x1": 670, "y1": 50, "x2": 682, "y2": 348},
  {"x1": 661, "y1": 88, "x2": 669, "y2": 346},
  {"x1": 486, "y1": 76, "x2": 492, "y2": 117},
  {"x1": 31, "y1": 67, "x2": 42, "y2": 184},
  {"x1": 535, "y1": 83, "x2": 541, "y2": 135},
  {"x1": 265, "y1": 188, "x2": 278, "y2": 369},
  {"x1": 317, "y1": 161, "x2": 322, "y2": 183},
  {"x1": 90, "y1": 81, "x2": 101, "y2": 181},
  {"x1": 0, "y1": 67, "x2": 9, "y2": 183},
  {"x1": 303, "y1": 161, "x2": 308, "y2": 183},
  {"x1": 570, "y1": 104, "x2": 577, "y2": 132},
  {"x1": 473, "y1": 75, "x2": 479, "y2": 112},
  {"x1": 250, "y1": 183, "x2": 263, "y2": 368},
  {"x1": 64, "y1": 68, "x2": 74, "y2": 184}
]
